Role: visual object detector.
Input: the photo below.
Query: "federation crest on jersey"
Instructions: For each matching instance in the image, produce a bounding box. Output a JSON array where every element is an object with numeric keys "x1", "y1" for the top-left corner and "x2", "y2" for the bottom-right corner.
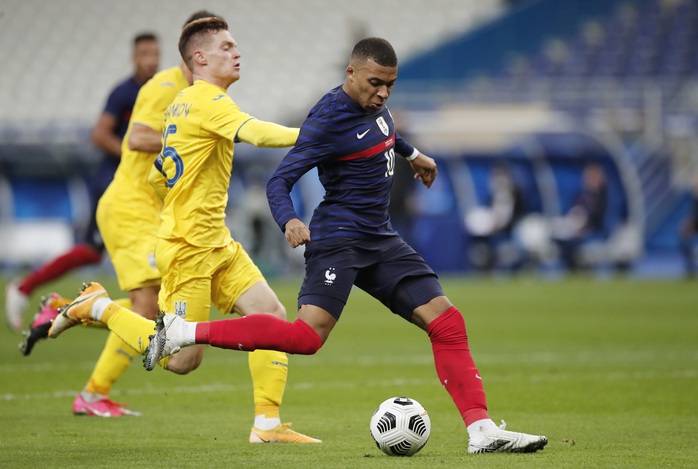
[{"x1": 376, "y1": 116, "x2": 389, "y2": 136}]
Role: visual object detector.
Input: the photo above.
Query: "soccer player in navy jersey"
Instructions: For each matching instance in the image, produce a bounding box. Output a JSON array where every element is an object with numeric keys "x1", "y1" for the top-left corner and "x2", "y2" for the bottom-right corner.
[
  {"x1": 4, "y1": 33, "x2": 160, "y2": 332},
  {"x1": 63, "y1": 36, "x2": 547, "y2": 453}
]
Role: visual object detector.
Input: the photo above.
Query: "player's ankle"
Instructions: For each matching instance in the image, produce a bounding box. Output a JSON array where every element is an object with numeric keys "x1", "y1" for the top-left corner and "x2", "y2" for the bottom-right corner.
[
  {"x1": 254, "y1": 415, "x2": 281, "y2": 430},
  {"x1": 92, "y1": 297, "x2": 113, "y2": 321}
]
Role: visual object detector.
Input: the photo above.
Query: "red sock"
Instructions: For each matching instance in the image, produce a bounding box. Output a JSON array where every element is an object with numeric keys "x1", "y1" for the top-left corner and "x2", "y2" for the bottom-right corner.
[
  {"x1": 196, "y1": 315, "x2": 322, "y2": 355},
  {"x1": 19, "y1": 244, "x2": 103, "y2": 295},
  {"x1": 428, "y1": 306, "x2": 489, "y2": 426}
]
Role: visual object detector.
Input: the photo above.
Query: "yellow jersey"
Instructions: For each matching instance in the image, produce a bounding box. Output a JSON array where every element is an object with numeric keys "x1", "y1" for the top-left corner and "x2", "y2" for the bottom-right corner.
[
  {"x1": 110, "y1": 66, "x2": 189, "y2": 207},
  {"x1": 155, "y1": 79, "x2": 298, "y2": 248}
]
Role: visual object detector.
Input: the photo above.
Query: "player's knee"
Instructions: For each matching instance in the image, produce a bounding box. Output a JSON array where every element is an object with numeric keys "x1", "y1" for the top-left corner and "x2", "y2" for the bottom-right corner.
[
  {"x1": 269, "y1": 300, "x2": 287, "y2": 320},
  {"x1": 289, "y1": 319, "x2": 323, "y2": 355},
  {"x1": 290, "y1": 339, "x2": 322, "y2": 355}
]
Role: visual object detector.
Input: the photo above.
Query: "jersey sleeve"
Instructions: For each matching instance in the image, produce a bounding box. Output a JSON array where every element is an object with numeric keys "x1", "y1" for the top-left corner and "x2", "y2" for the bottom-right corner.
[
  {"x1": 236, "y1": 119, "x2": 299, "y2": 148},
  {"x1": 203, "y1": 97, "x2": 255, "y2": 140},
  {"x1": 394, "y1": 131, "x2": 416, "y2": 158},
  {"x1": 266, "y1": 117, "x2": 336, "y2": 231}
]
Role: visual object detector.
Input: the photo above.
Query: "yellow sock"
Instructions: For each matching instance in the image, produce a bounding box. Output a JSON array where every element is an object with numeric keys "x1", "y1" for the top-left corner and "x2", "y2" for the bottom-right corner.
[
  {"x1": 101, "y1": 302, "x2": 157, "y2": 355},
  {"x1": 84, "y1": 331, "x2": 138, "y2": 395},
  {"x1": 113, "y1": 298, "x2": 132, "y2": 310},
  {"x1": 249, "y1": 350, "x2": 288, "y2": 419},
  {"x1": 80, "y1": 298, "x2": 132, "y2": 330}
]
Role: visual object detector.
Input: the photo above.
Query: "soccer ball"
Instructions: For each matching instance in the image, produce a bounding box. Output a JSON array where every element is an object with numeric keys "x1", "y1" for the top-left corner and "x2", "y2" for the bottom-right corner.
[{"x1": 369, "y1": 396, "x2": 431, "y2": 456}]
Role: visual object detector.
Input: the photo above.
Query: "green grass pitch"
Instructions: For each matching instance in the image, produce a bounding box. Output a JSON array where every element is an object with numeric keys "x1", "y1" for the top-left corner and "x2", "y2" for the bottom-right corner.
[{"x1": 1, "y1": 274, "x2": 697, "y2": 468}]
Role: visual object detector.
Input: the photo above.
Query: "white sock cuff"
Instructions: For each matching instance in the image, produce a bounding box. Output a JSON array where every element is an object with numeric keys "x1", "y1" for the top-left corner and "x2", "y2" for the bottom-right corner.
[
  {"x1": 92, "y1": 297, "x2": 113, "y2": 322},
  {"x1": 183, "y1": 320, "x2": 197, "y2": 346},
  {"x1": 467, "y1": 418, "x2": 496, "y2": 436},
  {"x1": 253, "y1": 415, "x2": 281, "y2": 431}
]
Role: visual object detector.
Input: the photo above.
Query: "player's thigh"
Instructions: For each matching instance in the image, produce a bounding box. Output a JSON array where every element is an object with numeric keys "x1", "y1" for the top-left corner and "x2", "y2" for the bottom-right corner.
[
  {"x1": 355, "y1": 237, "x2": 439, "y2": 320},
  {"x1": 155, "y1": 239, "x2": 215, "y2": 322},
  {"x1": 98, "y1": 198, "x2": 161, "y2": 292},
  {"x1": 232, "y1": 281, "x2": 285, "y2": 318},
  {"x1": 296, "y1": 238, "x2": 361, "y2": 320},
  {"x1": 210, "y1": 240, "x2": 268, "y2": 316}
]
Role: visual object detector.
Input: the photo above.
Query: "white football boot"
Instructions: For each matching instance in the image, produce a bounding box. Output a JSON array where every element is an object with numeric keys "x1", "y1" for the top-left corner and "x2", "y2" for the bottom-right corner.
[
  {"x1": 143, "y1": 313, "x2": 190, "y2": 371},
  {"x1": 468, "y1": 420, "x2": 548, "y2": 453}
]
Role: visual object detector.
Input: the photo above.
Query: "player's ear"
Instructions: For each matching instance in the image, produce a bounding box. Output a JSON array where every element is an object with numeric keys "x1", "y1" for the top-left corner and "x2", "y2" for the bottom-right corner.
[
  {"x1": 193, "y1": 50, "x2": 206, "y2": 65},
  {"x1": 346, "y1": 65, "x2": 354, "y2": 80}
]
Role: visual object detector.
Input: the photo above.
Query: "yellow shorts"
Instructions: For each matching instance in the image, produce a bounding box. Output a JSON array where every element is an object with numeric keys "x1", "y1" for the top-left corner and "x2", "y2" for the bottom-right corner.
[
  {"x1": 96, "y1": 187, "x2": 161, "y2": 292},
  {"x1": 155, "y1": 237, "x2": 265, "y2": 322}
]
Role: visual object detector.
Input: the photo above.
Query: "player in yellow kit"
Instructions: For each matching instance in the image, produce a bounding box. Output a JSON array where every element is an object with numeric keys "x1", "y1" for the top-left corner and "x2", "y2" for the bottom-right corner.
[
  {"x1": 42, "y1": 11, "x2": 205, "y2": 419},
  {"x1": 50, "y1": 16, "x2": 319, "y2": 443}
]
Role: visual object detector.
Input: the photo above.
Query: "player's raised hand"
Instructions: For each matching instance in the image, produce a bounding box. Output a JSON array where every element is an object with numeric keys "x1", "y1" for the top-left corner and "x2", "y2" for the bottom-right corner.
[
  {"x1": 284, "y1": 218, "x2": 311, "y2": 248},
  {"x1": 409, "y1": 153, "x2": 438, "y2": 188}
]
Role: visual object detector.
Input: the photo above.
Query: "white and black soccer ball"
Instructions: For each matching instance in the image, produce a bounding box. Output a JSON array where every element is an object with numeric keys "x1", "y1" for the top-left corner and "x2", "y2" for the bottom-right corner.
[{"x1": 369, "y1": 396, "x2": 431, "y2": 456}]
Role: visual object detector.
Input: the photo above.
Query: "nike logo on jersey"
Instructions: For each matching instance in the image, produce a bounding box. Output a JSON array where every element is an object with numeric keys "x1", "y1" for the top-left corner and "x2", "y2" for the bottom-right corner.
[{"x1": 356, "y1": 129, "x2": 370, "y2": 139}]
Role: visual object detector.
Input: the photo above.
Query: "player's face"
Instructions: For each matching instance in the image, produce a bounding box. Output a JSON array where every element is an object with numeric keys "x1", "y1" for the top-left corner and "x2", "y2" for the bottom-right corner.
[
  {"x1": 345, "y1": 59, "x2": 397, "y2": 113},
  {"x1": 203, "y1": 30, "x2": 241, "y2": 87},
  {"x1": 133, "y1": 39, "x2": 160, "y2": 82}
]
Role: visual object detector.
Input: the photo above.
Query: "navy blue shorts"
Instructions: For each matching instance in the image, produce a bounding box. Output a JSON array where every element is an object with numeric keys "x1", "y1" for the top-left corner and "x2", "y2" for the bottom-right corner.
[{"x1": 298, "y1": 236, "x2": 443, "y2": 321}]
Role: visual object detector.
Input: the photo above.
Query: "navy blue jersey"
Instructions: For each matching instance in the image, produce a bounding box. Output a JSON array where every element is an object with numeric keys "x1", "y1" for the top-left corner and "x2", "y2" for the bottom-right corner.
[
  {"x1": 267, "y1": 85, "x2": 415, "y2": 241},
  {"x1": 93, "y1": 76, "x2": 141, "y2": 196},
  {"x1": 83, "y1": 75, "x2": 142, "y2": 252},
  {"x1": 103, "y1": 76, "x2": 140, "y2": 141}
]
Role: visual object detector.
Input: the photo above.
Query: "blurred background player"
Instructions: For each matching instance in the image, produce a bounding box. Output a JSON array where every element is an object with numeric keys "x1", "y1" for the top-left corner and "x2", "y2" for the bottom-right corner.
[
  {"x1": 48, "y1": 16, "x2": 320, "y2": 442},
  {"x1": 679, "y1": 174, "x2": 698, "y2": 278},
  {"x1": 465, "y1": 165, "x2": 526, "y2": 272},
  {"x1": 4, "y1": 33, "x2": 160, "y2": 332},
  {"x1": 551, "y1": 162, "x2": 608, "y2": 272}
]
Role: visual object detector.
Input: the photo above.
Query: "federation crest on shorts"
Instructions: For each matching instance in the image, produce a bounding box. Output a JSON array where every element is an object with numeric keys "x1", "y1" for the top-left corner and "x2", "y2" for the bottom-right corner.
[
  {"x1": 174, "y1": 300, "x2": 187, "y2": 317},
  {"x1": 376, "y1": 116, "x2": 389, "y2": 136},
  {"x1": 324, "y1": 267, "x2": 336, "y2": 286}
]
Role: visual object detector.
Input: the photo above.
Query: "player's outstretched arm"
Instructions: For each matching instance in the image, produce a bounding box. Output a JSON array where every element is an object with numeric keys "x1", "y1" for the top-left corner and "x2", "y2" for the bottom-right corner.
[
  {"x1": 236, "y1": 119, "x2": 300, "y2": 148},
  {"x1": 128, "y1": 123, "x2": 162, "y2": 153},
  {"x1": 409, "y1": 153, "x2": 438, "y2": 188}
]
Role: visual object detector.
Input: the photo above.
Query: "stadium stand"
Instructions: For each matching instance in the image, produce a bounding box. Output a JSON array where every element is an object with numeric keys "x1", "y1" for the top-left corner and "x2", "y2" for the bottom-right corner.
[
  {"x1": 0, "y1": 0, "x2": 504, "y2": 268},
  {"x1": 2, "y1": 0, "x2": 695, "y2": 277},
  {"x1": 388, "y1": 0, "x2": 698, "y2": 273}
]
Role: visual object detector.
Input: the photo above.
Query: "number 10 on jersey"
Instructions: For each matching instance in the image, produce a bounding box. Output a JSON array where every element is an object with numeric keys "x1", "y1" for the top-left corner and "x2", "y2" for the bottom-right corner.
[{"x1": 384, "y1": 148, "x2": 395, "y2": 177}]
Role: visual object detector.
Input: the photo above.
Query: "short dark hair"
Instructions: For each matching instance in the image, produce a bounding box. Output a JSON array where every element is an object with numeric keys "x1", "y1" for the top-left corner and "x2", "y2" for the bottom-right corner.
[
  {"x1": 350, "y1": 37, "x2": 397, "y2": 67},
  {"x1": 134, "y1": 32, "x2": 158, "y2": 47},
  {"x1": 183, "y1": 10, "x2": 222, "y2": 28},
  {"x1": 178, "y1": 17, "x2": 229, "y2": 69}
]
